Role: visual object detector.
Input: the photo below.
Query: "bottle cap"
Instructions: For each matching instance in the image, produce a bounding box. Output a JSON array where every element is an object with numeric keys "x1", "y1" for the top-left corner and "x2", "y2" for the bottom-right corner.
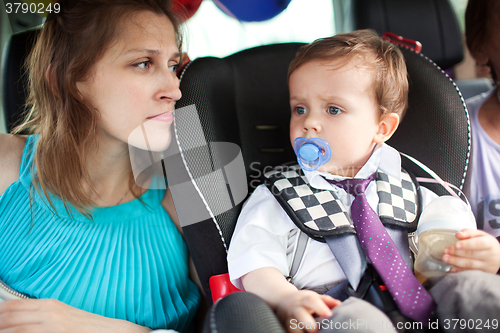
[
  {"x1": 417, "y1": 196, "x2": 476, "y2": 235},
  {"x1": 293, "y1": 137, "x2": 331, "y2": 171}
]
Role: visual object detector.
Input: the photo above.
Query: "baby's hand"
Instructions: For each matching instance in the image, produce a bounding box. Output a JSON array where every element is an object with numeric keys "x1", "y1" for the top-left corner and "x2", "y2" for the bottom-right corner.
[
  {"x1": 442, "y1": 229, "x2": 500, "y2": 274},
  {"x1": 275, "y1": 290, "x2": 340, "y2": 333}
]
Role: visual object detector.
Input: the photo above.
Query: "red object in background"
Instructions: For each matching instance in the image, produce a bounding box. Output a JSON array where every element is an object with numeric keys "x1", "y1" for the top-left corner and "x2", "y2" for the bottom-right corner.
[
  {"x1": 382, "y1": 32, "x2": 422, "y2": 53},
  {"x1": 209, "y1": 273, "x2": 242, "y2": 303},
  {"x1": 172, "y1": 0, "x2": 203, "y2": 22}
]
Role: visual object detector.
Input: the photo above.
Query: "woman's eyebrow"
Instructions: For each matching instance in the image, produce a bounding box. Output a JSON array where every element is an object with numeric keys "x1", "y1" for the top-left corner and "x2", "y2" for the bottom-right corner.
[
  {"x1": 122, "y1": 49, "x2": 181, "y2": 59},
  {"x1": 122, "y1": 49, "x2": 160, "y2": 56}
]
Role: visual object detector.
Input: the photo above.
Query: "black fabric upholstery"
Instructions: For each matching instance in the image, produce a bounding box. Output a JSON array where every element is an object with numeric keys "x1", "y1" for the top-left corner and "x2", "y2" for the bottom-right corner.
[
  {"x1": 2, "y1": 29, "x2": 40, "y2": 133},
  {"x1": 352, "y1": 0, "x2": 464, "y2": 69},
  {"x1": 203, "y1": 292, "x2": 285, "y2": 333},
  {"x1": 175, "y1": 43, "x2": 470, "y2": 302},
  {"x1": 389, "y1": 47, "x2": 470, "y2": 196}
]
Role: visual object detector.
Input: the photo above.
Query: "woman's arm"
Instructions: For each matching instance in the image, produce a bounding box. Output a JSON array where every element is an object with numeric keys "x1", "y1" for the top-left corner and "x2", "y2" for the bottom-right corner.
[
  {"x1": 162, "y1": 187, "x2": 208, "y2": 333},
  {"x1": 161, "y1": 187, "x2": 204, "y2": 293},
  {"x1": 0, "y1": 299, "x2": 151, "y2": 333},
  {"x1": 0, "y1": 134, "x2": 26, "y2": 196}
]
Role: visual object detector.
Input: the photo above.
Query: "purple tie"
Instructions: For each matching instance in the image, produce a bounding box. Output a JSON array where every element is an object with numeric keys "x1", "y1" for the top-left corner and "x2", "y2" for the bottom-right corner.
[{"x1": 332, "y1": 173, "x2": 435, "y2": 323}]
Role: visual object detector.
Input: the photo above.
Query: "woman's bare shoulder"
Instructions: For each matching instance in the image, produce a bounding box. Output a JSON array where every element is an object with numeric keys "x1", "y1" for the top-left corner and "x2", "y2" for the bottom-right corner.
[{"x1": 0, "y1": 134, "x2": 28, "y2": 195}]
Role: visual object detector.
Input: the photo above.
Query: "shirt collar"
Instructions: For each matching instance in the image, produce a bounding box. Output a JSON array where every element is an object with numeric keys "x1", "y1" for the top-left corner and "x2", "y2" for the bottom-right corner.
[{"x1": 303, "y1": 143, "x2": 402, "y2": 190}]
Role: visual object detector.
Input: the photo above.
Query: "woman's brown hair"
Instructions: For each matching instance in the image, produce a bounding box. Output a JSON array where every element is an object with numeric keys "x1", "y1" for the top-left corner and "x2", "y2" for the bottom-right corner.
[
  {"x1": 14, "y1": 0, "x2": 182, "y2": 217},
  {"x1": 465, "y1": 0, "x2": 500, "y2": 82}
]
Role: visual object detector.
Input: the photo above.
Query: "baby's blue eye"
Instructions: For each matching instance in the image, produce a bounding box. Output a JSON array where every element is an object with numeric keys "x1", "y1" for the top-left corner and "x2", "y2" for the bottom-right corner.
[
  {"x1": 295, "y1": 107, "x2": 306, "y2": 115},
  {"x1": 328, "y1": 106, "x2": 342, "y2": 115}
]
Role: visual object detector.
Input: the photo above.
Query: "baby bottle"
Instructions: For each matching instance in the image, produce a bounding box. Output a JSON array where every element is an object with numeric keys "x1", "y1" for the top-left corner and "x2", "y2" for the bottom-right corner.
[
  {"x1": 414, "y1": 196, "x2": 476, "y2": 282},
  {"x1": 293, "y1": 137, "x2": 331, "y2": 171}
]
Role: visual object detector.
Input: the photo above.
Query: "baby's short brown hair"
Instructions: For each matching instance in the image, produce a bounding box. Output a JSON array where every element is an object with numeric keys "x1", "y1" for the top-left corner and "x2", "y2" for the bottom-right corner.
[{"x1": 288, "y1": 29, "x2": 408, "y2": 119}]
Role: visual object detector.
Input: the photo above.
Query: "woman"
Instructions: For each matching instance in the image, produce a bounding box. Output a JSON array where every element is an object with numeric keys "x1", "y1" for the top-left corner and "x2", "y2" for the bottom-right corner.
[
  {"x1": 0, "y1": 0, "x2": 201, "y2": 332},
  {"x1": 465, "y1": 0, "x2": 500, "y2": 240}
]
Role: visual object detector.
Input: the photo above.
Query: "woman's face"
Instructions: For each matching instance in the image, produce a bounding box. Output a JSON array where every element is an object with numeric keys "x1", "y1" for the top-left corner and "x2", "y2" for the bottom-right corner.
[
  {"x1": 487, "y1": 16, "x2": 500, "y2": 80},
  {"x1": 77, "y1": 11, "x2": 181, "y2": 152},
  {"x1": 473, "y1": 11, "x2": 500, "y2": 80}
]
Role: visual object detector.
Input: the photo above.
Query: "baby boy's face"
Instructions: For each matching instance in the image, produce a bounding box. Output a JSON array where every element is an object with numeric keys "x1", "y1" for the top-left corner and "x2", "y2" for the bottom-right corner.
[{"x1": 289, "y1": 59, "x2": 383, "y2": 177}]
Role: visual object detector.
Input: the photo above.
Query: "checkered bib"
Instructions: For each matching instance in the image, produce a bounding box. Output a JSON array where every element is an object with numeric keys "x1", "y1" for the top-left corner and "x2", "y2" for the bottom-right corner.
[{"x1": 264, "y1": 164, "x2": 419, "y2": 242}]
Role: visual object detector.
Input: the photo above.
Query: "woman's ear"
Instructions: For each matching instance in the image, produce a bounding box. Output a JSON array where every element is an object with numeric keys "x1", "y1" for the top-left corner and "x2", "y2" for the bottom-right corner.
[
  {"x1": 471, "y1": 44, "x2": 490, "y2": 67},
  {"x1": 475, "y1": 52, "x2": 490, "y2": 67},
  {"x1": 374, "y1": 112, "x2": 399, "y2": 143}
]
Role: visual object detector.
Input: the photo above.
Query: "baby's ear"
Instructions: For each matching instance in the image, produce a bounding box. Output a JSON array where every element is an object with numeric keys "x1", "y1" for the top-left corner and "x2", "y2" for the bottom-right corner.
[{"x1": 374, "y1": 112, "x2": 399, "y2": 143}]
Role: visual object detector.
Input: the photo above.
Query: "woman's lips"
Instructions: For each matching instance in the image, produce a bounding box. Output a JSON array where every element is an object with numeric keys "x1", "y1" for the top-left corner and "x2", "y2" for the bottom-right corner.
[{"x1": 147, "y1": 111, "x2": 173, "y2": 122}]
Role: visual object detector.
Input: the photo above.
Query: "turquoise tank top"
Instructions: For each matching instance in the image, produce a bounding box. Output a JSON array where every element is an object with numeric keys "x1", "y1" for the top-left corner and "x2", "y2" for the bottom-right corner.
[{"x1": 0, "y1": 135, "x2": 200, "y2": 332}]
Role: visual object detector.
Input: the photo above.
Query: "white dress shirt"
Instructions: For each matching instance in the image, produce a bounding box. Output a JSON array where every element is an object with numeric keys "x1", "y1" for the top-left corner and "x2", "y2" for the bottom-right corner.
[{"x1": 227, "y1": 144, "x2": 438, "y2": 290}]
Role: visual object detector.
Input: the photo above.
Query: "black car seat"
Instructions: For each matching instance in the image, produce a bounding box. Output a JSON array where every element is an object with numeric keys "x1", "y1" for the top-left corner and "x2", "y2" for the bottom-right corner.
[
  {"x1": 350, "y1": 0, "x2": 463, "y2": 70},
  {"x1": 2, "y1": 28, "x2": 40, "y2": 133},
  {"x1": 170, "y1": 41, "x2": 470, "y2": 303}
]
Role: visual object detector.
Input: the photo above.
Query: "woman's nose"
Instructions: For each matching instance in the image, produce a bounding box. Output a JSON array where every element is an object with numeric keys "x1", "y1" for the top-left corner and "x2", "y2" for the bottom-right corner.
[{"x1": 155, "y1": 70, "x2": 182, "y2": 102}]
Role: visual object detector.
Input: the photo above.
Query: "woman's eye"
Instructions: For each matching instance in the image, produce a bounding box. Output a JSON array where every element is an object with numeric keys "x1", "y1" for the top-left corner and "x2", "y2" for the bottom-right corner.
[
  {"x1": 328, "y1": 106, "x2": 342, "y2": 115},
  {"x1": 135, "y1": 61, "x2": 152, "y2": 69},
  {"x1": 169, "y1": 64, "x2": 179, "y2": 73},
  {"x1": 295, "y1": 106, "x2": 306, "y2": 115}
]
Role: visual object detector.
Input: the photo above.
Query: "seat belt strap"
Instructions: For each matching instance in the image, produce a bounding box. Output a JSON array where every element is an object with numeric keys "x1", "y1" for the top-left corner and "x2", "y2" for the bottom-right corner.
[
  {"x1": 323, "y1": 227, "x2": 410, "y2": 293},
  {"x1": 324, "y1": 233, "x2": 367, "y2": 291},
  {"x1": 287, "y1": 230, "x2": 310, "y2": 283}
]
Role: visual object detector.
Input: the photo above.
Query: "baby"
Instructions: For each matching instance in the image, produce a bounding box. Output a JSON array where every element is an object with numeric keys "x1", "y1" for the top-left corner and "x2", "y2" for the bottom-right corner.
[{"x1": 227, "y1": 30, "x2": 500, "y2": 332}]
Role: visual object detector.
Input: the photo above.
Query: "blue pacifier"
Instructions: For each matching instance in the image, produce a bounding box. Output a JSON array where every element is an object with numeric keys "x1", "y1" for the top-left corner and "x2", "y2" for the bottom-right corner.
[{"x1": 293, "y1": 137, "x2": 331, "y2": 171}]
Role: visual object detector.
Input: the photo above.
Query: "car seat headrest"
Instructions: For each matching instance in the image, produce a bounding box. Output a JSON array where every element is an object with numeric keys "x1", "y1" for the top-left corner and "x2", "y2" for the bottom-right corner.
[
  {"x1": 352, "y1": 0, "x2": 464, "y2": 69},
  {"x1": 2, "y1": 29, "x2": 40, "y2": 133}
]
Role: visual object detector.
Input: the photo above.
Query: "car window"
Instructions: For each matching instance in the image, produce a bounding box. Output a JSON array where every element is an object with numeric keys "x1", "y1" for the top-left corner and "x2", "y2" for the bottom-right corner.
[
  {"x1": 449, "y1": 0, "x2": 469, "y2": 32},
  {"x1": 181, "y1": 0, "x2": 335, "y2": 60}
]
